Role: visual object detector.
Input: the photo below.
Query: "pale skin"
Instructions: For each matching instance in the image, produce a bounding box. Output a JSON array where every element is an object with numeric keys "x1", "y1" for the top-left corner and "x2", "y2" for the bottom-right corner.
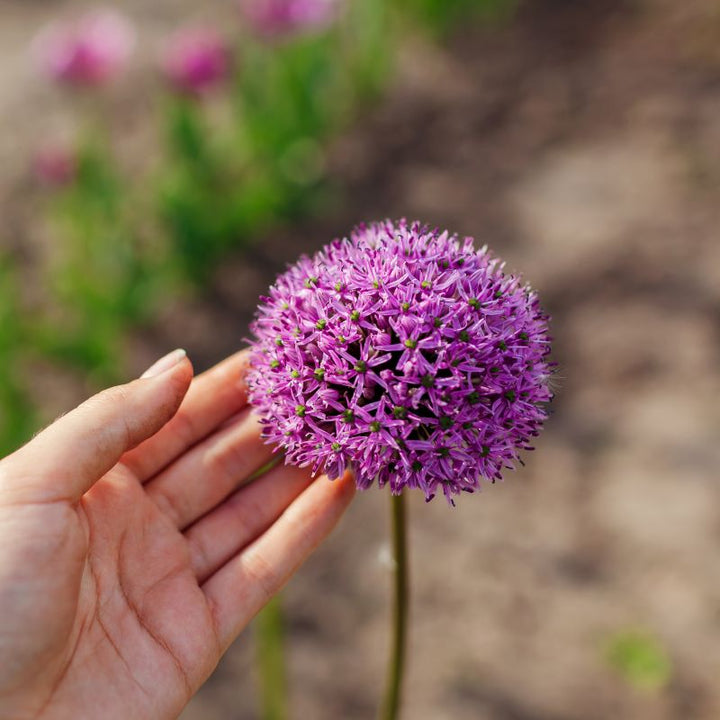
[{"x1": 0, "y1": 349, "x2": 355, "y2": 720}]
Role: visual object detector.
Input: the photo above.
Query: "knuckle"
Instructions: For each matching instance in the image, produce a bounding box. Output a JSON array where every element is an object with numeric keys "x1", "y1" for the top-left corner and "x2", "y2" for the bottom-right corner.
[
  {"x1": 164, "y1": 367, "x2": 192, "y2": 405},
  {"x1": 150, "y1": 486, "x2": 184, "y2": 527},
  {"x1": 93, "y1": 383, "x2": 134, "y2": 411},
  {"x1": 188, "y1": 530, "x2": 212, "y2": 579},
  {"x1": 169, "y1": 410, "x2": 197, "y2": 452},
  {"x1": 227, "y1": 491, "x2": 264, "y2": 535},
  {"x1": 206, "y1": 437, "x2": 249, "y2": 483},
  {"x1": 243, "y1": 552, "x2": 277, "y2": 605}
]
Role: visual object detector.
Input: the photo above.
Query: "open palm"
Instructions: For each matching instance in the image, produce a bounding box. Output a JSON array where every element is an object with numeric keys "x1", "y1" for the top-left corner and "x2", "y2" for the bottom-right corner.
[{"x1": 0, "y1": 351, "x2": 354, "y2": 720}]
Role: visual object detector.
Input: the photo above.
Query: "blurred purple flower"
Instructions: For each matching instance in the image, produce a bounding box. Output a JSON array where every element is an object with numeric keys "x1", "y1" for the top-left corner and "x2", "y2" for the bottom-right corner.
[
  {"x1": 242, "y1": 0, "x2": 340, "y2": 39},
  {"x1": 161, "y1": 27, "x2": 229, "y2": 96},
  {"x1": 32, "y1": 9, "x2": 135, "y2": 86},
  {"x1": 248, "y1": 220, "x2": 554, "y2": 504},
  {"x1": 34, "y1": 146, "x2": 77, "y2": 187}
]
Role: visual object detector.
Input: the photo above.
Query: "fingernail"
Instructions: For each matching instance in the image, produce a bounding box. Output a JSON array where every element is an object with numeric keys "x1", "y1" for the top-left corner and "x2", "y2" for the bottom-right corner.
[{"x1": 141, "y1": 349, "x2": 187, "y2": 379}]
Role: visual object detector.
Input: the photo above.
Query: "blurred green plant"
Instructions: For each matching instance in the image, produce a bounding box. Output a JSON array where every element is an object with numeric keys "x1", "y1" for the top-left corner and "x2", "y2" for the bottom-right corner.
[
  {"x1": 401, "y1": 0, "x2": 518, "y2": 35},
  {"x1": 604, "y1": 629, "x2": 673, "y2": 692},
  {"x1": 40, "y1": 142, "x2": 161, "y2": 384},
  {"x1": 0, "y1": 257, "x2": 36, "y2": 456},
  {"x1": 159, "y1": 96, "x2": 264, "y2": 282}
]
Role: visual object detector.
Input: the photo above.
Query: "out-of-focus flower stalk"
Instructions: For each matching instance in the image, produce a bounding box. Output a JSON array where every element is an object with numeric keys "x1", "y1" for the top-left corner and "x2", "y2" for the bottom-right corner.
[{"x1": 256, "y1": 596, "x2": 288, "y2": 720}]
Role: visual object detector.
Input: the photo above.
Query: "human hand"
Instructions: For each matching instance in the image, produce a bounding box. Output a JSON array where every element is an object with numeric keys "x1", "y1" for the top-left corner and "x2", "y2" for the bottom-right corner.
[{"x1": 0, "y1": 350, "x2": 355, "y2": 720}]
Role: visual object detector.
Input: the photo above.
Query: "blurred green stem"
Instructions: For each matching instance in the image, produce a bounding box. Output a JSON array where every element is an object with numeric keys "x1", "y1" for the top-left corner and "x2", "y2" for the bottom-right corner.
[
  {"x1": 380, "y1": 492, "x2": 409, "y2": 720},
  {"x1": 257, "y1": 595, "x2": 288, "y2": 720}
]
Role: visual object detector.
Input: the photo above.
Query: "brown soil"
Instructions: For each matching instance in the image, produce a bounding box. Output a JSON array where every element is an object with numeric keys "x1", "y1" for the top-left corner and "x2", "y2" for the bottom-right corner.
[{"x1": 3, "y1": 0, "x2": 720, "y2": 718}]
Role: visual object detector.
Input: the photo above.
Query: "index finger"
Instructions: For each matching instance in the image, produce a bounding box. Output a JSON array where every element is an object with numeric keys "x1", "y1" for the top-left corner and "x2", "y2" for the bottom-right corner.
[
  {"x1": 0, "y1": 355, "x2": 193, "y2": 504},
  {"x1": 121, "y1": 350, "x2": 251, "y2": 482}
]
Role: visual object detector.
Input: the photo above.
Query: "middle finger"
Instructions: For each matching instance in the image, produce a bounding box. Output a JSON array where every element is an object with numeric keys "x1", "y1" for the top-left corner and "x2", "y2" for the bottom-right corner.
[{"x1": 145, "y1": 408, "x2": 277, "y2": 529}]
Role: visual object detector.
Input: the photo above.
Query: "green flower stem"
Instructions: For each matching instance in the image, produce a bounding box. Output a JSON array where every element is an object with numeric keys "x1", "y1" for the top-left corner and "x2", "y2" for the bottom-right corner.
[
  {"x1": 246, "y1": 454, "x2": 285, "y2": 485},
  {"x1": 252, "y1": 453, "x2": 288, "y2": 720},
  {"x1": 381, "y1": 492, "x2": 409, "y2": 720},
  {"x1": 256, "y1": 595, "x2": 287, "y2": 720}
]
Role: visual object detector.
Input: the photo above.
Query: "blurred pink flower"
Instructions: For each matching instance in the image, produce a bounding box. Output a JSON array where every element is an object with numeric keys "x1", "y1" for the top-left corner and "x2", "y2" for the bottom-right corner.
[
  {"x1": 242, "y1": 0, "x2": 341, "y2": 39},
  {"x1": 32, "y1": 9, "x2": 136, "y2": 86},
  {"x1": 34, "y1": 146, "x2": 77, "y2": 187},
  {"x1": 161, "y1": 28, "x2": 229, "y2": 96}
]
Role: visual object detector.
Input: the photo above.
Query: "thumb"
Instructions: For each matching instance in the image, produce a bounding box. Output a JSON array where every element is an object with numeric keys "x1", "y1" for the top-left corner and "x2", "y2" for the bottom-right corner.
[{"x1": 1, "y1": 349, "x2": 193, "y2": 504}]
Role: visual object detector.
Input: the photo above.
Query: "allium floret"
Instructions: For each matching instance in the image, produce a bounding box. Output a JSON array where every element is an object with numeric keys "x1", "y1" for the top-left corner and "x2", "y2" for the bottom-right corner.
[{"x1": 248, "y1": 220, "x2": 553, "y2": 504}]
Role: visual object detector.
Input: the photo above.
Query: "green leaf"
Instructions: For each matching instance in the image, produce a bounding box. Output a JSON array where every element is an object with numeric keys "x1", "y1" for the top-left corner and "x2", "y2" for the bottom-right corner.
[{"x1": 604, "y1": 629, "x2": 672, "y2": 691}]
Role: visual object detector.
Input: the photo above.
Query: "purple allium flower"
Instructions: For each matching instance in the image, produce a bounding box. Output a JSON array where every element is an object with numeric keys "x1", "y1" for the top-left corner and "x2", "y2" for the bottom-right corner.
[
  {"x1": 248, "y1": 220, "x2": 553, "y2": 504},
  {"x1": 161, "y1": 27, "x2": 229, "y2": 96},
  {"x1": 31, "y1": 9, "x2": 135, "y2": 86},
  {"x1": 34, "y1": 145, "x2": 77, "y2": 187},
  {"x1": 241, "y1": 0, "x2": 341, "y2": 39}
]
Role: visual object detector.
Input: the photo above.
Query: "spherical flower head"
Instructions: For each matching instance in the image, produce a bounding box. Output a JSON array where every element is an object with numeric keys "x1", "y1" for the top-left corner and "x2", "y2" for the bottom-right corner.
[
  {"x1": 241, "y1": 0, "x2": 341, "y2": 39},
  {"x1": 32, "y1": 9, "x2": 135, "y2": 86},
  {"x1": 248, "y1": 220, "x2": 553, "y2": 504},
  {"x1": 161, "y1": 27, "x2": 229, "y2": 96}
]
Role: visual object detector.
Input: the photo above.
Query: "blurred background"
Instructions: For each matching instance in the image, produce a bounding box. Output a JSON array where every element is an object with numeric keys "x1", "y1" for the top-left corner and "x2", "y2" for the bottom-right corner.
[{"x1": 2, "y1": 0, "x2": 720, "y2": 718}]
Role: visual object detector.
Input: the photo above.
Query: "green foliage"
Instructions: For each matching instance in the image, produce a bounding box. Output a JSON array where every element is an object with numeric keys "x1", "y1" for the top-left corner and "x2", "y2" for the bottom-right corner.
[
  {"x1": 401, "y1": 0, "x2": 518, "y2": 35},
  {"x1": 343, "y1": 0, "x2": 393, "y2": 101},
  {"x1": 604, "y1": 629, "x2": 672, "y2": 692},
  {"x1": 0, "y1": 258, "x2": 36, "y2": 456},
  {"x1": 40, "y1": 143, "x2": 159, "y2": 383}
]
